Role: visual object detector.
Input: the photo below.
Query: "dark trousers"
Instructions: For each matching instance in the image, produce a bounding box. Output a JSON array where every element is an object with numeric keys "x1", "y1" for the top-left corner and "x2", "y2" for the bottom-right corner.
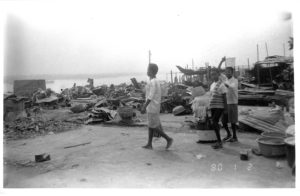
[{"x1": 211, "y1": 108, "x2": 224, "y2": 142}]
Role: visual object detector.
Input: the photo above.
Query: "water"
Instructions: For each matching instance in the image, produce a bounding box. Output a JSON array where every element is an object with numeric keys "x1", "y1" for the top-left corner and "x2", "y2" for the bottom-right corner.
[{"x1": 4, "y1": 73, "x2": 169, "y2": 93}]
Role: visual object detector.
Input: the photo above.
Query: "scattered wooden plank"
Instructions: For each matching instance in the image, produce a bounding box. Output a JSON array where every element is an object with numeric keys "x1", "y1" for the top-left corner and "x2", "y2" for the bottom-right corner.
[
  {"x1": 275, "y1": 90, "x2": 294, "y2": 97},
  {"x1": 239, "y1": 116, "x2": 286, "y2": 133},
  {"x1": 64, "y1": 142, "x2": 91, "y2": 149}
]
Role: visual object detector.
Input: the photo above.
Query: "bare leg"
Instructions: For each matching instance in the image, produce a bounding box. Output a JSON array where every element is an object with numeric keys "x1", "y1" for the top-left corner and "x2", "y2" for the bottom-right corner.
[
  {"x1": 211, "y1": 108, "x2": 223, "y2": 149},
  {"x1": 142, "y1": 128, "x2": 154, "y2": 149},
  {"x1": 227, "y1": 123, "x2": 238, "y2": 142},
  {"x1": 154, "y1": 127, "x2": 173, "y2": 149},
  {"x1": 231, "y1": 123, "x2": 237, "y2": 139},
  {"x1": 221, "y1": 113, "x2": 231, "y2": 139},
  {"x1": 213, "y1": 120, "x2": 222, "y2": 143}
]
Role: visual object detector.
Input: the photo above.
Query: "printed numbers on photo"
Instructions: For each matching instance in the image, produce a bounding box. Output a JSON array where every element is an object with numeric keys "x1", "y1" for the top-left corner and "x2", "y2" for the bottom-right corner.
[
  {"x1": 247, "y1": 163, "x2": 253, "y2": 171},
  {"x1": 211, "y1": 163, "x2": 222, "y2": 172}
]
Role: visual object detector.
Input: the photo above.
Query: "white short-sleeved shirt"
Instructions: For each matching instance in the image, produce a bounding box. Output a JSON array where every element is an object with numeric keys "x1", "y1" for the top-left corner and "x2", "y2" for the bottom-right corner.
[
  {"x1": 220, "y1": 74, "x2": 238, "y2": 104},
  {"x1": 145, "y1": 78, "x2": 161, "y2": 114}
]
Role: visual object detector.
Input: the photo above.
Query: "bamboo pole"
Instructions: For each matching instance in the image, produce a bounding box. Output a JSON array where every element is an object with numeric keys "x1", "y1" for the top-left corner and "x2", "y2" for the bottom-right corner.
[
  {"x1": 247, "y1": 58, "x2": 250, "y2": 70},
  {"x1": 265, "y1": 42, "x2": 269, "y2": 57}
]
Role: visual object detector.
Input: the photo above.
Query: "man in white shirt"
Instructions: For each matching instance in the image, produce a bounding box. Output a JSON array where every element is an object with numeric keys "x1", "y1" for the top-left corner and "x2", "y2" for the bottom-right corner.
[
  {"x1": 141, "y1": 63, "x2": 173, "y2": 150},
  {"x1": 218, "y1": 57, "x2": 239, "y2": 142}
]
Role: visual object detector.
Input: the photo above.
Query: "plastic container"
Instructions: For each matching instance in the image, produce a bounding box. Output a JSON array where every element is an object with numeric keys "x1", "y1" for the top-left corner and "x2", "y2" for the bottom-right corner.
[
  {"x1": 256, "y1": 137, "x2": 286, "y2": 157},
  {"x1": 284, "y1": 137, "x2": 295, "y2": 168}
]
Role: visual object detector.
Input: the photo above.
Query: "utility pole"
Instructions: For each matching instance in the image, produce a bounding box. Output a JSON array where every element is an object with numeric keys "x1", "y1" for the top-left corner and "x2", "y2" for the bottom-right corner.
[
  {"x1": 192, "y1": 59, "x2": 194, "y2": 70},
  {"x1": 247, "y1": 58, "x2": 250, "y2": 70},
  {"x1": 265, "y1": 42, "x2": 269, "y2": 57},
  {"x1": 170, "y1": 70, "x2": 173, "y2": 84},
  {"x1": 149, "y1": 50, "x2": 151, "y2": 64},
  {"x1": 283, "y1": 43, "x2": 286, "y2": 57},
  {"x1": 257, "y1": 44, "x2": 260, "y2": 61},
  {"x1": 256, "y1": 44, "x2": 260, "y2": 87}
]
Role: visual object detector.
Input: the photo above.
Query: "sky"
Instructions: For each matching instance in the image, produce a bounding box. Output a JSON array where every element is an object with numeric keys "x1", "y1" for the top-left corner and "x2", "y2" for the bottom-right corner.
[{"x1": 2, "y1": 0, "x2": 294, "y2": 77}]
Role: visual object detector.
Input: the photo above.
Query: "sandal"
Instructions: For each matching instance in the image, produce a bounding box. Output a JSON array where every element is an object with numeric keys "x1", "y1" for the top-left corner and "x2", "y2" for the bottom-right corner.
[
  {"x1": 227, "y1": 137, "x2": 238, "y2": 142},
  {"x1": 222, "y1": 135, "x2": 232, "y2": 142},
  {"x1": 211, "y1": 142, "x2": 223, "y2": 149}
]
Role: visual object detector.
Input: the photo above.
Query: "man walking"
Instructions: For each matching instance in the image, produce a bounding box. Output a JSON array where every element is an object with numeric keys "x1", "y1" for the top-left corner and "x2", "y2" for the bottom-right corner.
[{"x1": 141, "y1": 63, "x2": 173, "y2": 150}]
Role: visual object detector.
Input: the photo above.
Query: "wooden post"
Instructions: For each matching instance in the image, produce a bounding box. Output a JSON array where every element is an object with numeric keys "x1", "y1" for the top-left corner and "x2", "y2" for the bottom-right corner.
[
  {"x1": 256, "y1": 44, "x2": 260, "y2": 87},
  {"x1": 247, "y1": 58, "x2": 250, "y2": 70},
  {"x1": 192, "y1": 59, "x2": 194, "y2": 70},
  {"x1": 257, "y1": 44, "x2": 260, "y2": 61},
  {"x1": 269, "y1": 64, "x2": 273, "y2": 88},
  {"x1": 257, "y1": 65, "x2": 260, "y2": 88},
  {"x1": 265, "y1": 42, "x2": 269, "y2": 57}
]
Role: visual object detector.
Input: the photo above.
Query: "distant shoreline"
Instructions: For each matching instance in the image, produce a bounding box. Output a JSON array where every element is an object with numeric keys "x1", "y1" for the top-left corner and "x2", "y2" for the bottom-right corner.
[
  {"x1": 3, "y1": 71, "x2": 173, "y2": 84},
  {"x1": 4, "y1": 72, "x2": 148, "y2": 84}
]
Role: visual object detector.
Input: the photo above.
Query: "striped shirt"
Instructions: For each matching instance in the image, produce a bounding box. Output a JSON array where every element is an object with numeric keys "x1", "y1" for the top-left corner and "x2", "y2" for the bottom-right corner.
[{"x1": 209, "y1": 81, "x2": 227, "y2": 109}]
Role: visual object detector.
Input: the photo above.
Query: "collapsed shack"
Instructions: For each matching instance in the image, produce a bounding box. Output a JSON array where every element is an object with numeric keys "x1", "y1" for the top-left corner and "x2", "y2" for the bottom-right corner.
[
  {"x1": 4, "y1": 95, "x2": 31, "y2": 122},
  {"x1": 249, "y1": 55, "x2": 293, "y2": 90},
  {"x1": 239, "y1": 56, "x2": 293, "y2": 107}
]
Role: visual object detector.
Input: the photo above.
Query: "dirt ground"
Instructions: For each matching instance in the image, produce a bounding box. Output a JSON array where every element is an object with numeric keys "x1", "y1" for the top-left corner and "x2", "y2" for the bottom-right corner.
[{"x1": 3, "y1": 113, "x2": 295, "y2": 188}]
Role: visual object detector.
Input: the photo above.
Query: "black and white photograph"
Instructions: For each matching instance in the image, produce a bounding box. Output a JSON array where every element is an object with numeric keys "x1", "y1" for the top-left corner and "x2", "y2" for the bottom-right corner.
[{"x1": 1, "y1": 0, "x2": 297, "y2": 190}]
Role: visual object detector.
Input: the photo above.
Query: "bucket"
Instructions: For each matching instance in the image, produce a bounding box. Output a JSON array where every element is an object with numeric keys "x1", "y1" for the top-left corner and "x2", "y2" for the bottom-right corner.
[
  {"x1": 256, "y1": 137, "x2": 286, "y2": 157},
  {"x1": 284, "y1": 137, "x2": 295, "y2": 168},
  {"x1": 261, "y1": 132, "x2": 290, "y2": 139}
]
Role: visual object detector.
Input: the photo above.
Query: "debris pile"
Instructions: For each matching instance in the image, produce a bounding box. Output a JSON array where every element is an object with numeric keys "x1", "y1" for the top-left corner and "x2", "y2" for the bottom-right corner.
[
  {"x1": 4, "y1": 112, "x2": 80, "y2": 140},
  {"x1": 239, "y1": 105, "x2": 294, "y2": 133},
  {"x1": 32, "y1": 88, "x2": 60, "y2": 109},
  {"x1": 161, "y1": 84, "x2": 193, "y2": 114},
  {"x1": 85, "y1": 107, "x2": 117, "y2": 124}
]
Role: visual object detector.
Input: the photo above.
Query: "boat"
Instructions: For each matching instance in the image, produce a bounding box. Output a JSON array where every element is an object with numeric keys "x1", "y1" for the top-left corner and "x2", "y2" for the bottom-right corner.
[{"x1": 176, "y1": 65, "x2": 207, "y2": 76}]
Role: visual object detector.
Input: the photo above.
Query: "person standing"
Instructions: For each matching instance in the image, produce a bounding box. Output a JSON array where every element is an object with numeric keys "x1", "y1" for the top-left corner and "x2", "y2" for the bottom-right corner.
[
  {"x1": 218, "y1": 57, "x2": 239, "y2": 142},
  {"x1": 141, "y1": 63, "x2": 173, "y2": 150},
  {"x1": 209, "y1": 68, "x2": 227, "y2": 149}
]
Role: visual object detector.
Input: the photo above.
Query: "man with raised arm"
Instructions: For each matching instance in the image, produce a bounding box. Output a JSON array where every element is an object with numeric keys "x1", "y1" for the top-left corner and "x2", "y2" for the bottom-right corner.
[{"x1": 218, "y1": 57, "x2": 239, "y2": 142}]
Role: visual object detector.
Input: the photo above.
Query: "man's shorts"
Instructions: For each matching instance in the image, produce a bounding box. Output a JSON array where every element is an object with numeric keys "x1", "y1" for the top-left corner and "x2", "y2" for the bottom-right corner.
[
  {"x1": 227, "y1": 104, "x2": 238, "y2": 123},
  {"x1": 147, "y1": 113, "x2": 161, "y2": 128}
]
